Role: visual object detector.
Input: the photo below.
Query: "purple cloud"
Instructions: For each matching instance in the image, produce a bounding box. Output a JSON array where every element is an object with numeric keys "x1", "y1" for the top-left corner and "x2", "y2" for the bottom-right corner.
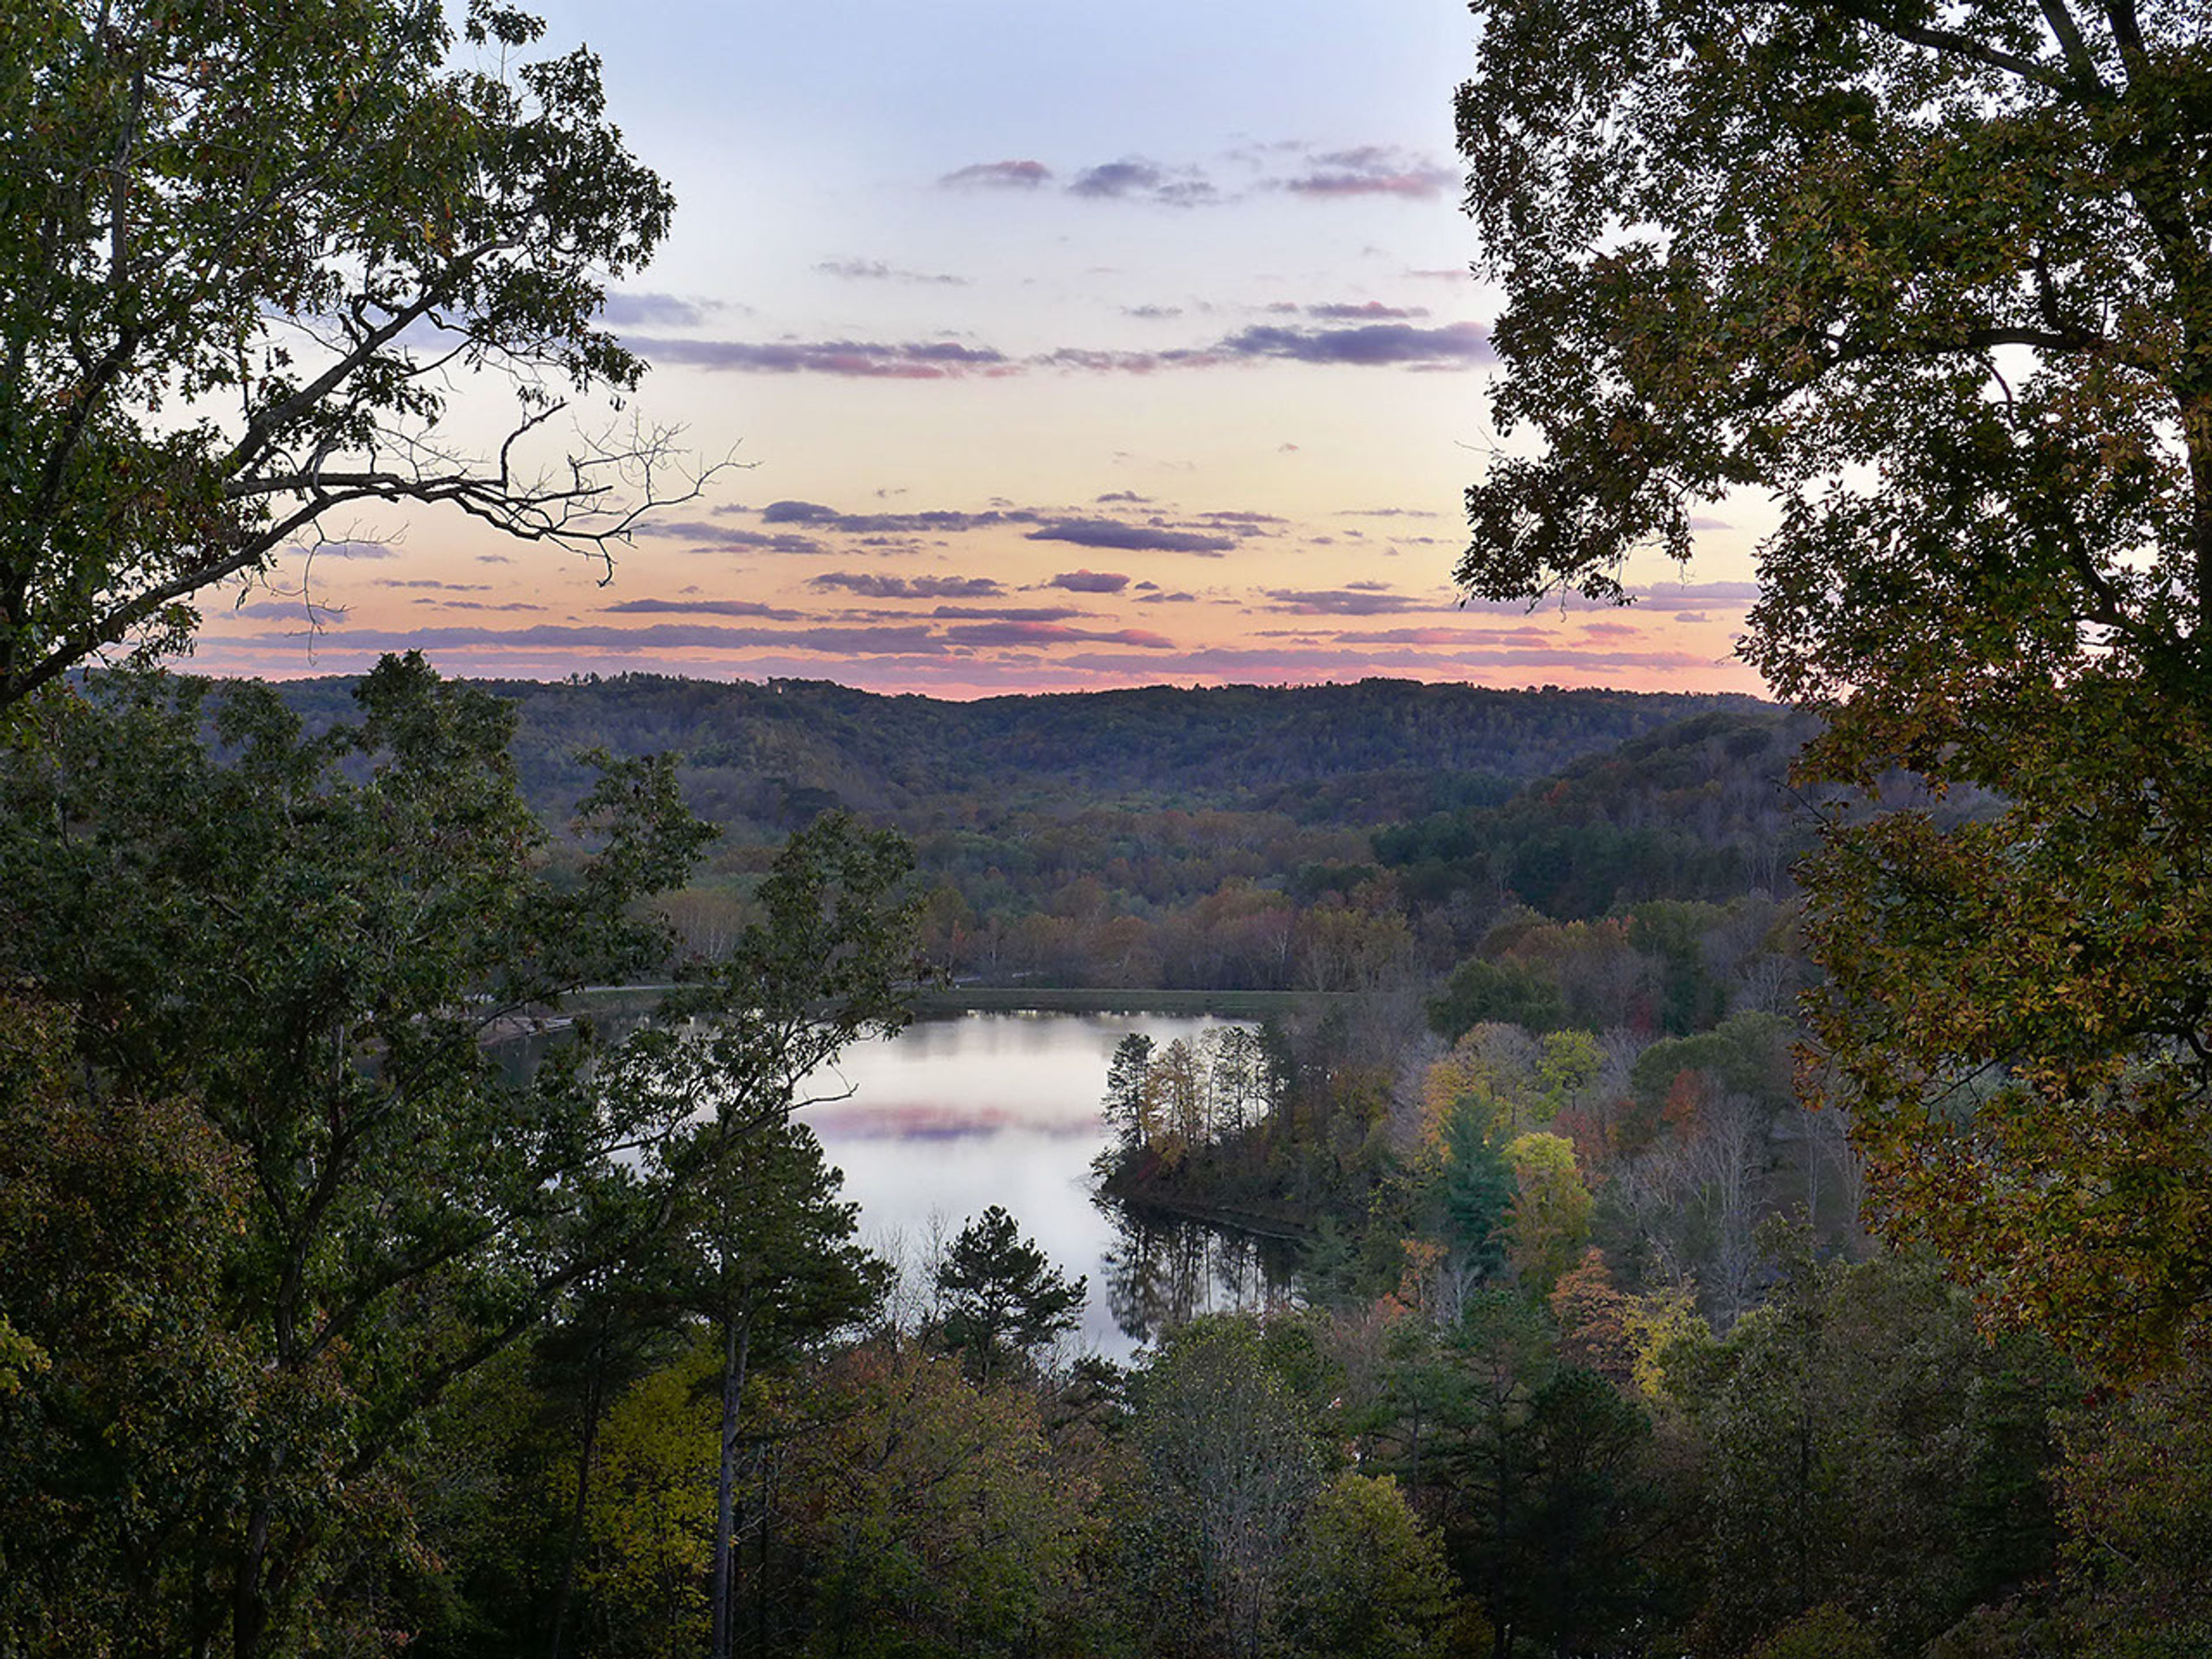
[
  {"x1": 1334, "y1": 626, "x2": 1550, "y2": 646},
  {"x1": 1457, "y1": 579, "x2": 1756, "y2": 616},
  {"x1": 710, "y1": 529, "x2": 829, "y2": 555},
  {"x1": 815, "y1": 258, "x2": 968, "y2": 286},
  {"x1": 1046, "y1": 569, "x2": 1132, "y2": 593},
  {"x1": 763, "y1": 501, "x2": 1041, "y2": 535},
  {"x1": 601, "y1": 291, "x2": 715, "y2": 327},
  {"x1": 1281, "y1": 146, "x2": 1454, "y2": 199},
  {"x1": 1262, "y1": 589, "x2": 1431, "y2": 616},
  {"x1": 622, "y1": 320, "x2": 1497, "y2": 381},
  {"x1": 623, "y1": 335, "x2": 1009, "y2": 378},
  {"x1": 1031, "y1": 346, "x2": 1223, "y2": 374},
  {"x1": 630, "y1": 518, "x2": 747, "y2": 540},
  {"x1": 1066, "y1": 157, "x2": 1219, "y2": 205},
  {"x1": 600, "y1": 597, "x2": 804, "y2": 620},
  {"x1": 1027, "y1": 519, "x2": 1236, "y2": 555},
  {"x1": 942, "y1": 620, "x2": 1174, "y2": 648},
  {"x1": 290, "y1": 538, "x2": 397, "y2": 559},
  {"x1": 1047, "y1": 641, "x2": 1713, "y2": 677},
  {"x1": 1070, "y1": 159, "x2": 1162, "y2": 198},
  {"x1": 1220, "y1": 321, "x2": 1494, "y2": 368},
  {"x1": 1306, "y1": 301, "x2": 1429, "y2": 320},
  {"x1": 927, "y1": 605, "x2": 1090, "y2": 622},
  {"x1": 243, "y1": 622, "x2": 958, "y2": 657},
  {"x1": 942, "y1": 159, "x2": 1052, "y2": 188},
  {"x1": 1188, "y1": 509, "x2": 1287, "y2": 529},
  {"x1": 760, "y1": 501, "x2": 839, "y2": 524},
  {"x1": 810, "y1": 571, "x2": 1009, "y2": 599},
  {"x1": 631, "y1": 519, "x2": 827, "y2": 555},
  {"x1": 1631, "y1": 581, "x2": 1759, "y2": 609}
]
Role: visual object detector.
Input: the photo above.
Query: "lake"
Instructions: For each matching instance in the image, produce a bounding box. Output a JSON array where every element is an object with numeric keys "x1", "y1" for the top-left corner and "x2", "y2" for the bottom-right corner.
[{"x1": 797, "y1": 1009, "x2": 1300, "y2": 1359}]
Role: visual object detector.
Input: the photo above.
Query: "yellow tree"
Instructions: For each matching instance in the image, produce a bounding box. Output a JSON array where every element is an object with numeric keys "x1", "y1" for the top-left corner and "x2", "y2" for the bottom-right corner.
[{"x1": 1503, "y1": 1133, "x2": 1594, "y2": 1296}]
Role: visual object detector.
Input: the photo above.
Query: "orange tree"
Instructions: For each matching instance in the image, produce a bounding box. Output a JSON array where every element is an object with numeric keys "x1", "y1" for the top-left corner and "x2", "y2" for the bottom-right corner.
[{"x1": 1455, "y1": 0, "x2": 2212, "y2": 1377}]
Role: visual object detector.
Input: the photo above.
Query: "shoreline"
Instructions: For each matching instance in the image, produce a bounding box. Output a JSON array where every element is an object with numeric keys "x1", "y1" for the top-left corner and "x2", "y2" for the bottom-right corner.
[{"x1": 555, "y1": 983, "x2": 1342, "y2": 1021}]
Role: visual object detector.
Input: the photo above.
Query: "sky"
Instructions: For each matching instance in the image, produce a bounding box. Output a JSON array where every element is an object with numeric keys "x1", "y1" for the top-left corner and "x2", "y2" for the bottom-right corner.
[{"x1": 191, "y1": 0, "x2": 1768, "y2": 699}]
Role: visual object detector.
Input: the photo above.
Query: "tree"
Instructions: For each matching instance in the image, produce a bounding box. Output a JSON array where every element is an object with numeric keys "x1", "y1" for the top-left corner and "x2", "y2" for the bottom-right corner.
[
  {"x1": 573, "y1": 1348, "x2": 718, "y2": 1658},
  {"x1": 1103, "y1": 1032, "x2": 1158, "y2": 1157},
  {"x1": 2052, "y1": 1332, "x2": 2212, "y2": 1653},
  {"x1": 661, "y1": 1122, "x2": 887, "y2": 1659},
  {"x1": 1536, "y1": 1028, "x2": 1603, "y2": 1122},
  {"x1": 1275, "y1": 1474, "x2": 1457, "y2": 1659},
  {"x1": 1549, "y1": 1248, "x2": 1636, "y2": 1388},
  {"x1": 1131, "y1": 1316, "x2": 1323, "y2": 1659},
  {"x1": 0, "y1": 660, "x2": 918, "y2": 1658},
  {"x1": 793, "y1": 1336, "x2": 1098, "y2": 1659},
  {"x1": 1427, "y1": 1290, "x2": 1557, "y2": 1659},
  {"x1": 1666, "y1": 1240, "x2": 2069, "y2": 1655},
  {"x1": 1426, "y1": 957, "x2": 1565, "y2": 1041},
  {"x1": 934, "y1": 1206, "x2": 1087, "y2": 1383},
  {"x1": 1508, "y1": 1366, "x2": 1663, "y2": 1656},
  {"x1": 1502, "y1": 1131, "x2": 1595, "y2": 1295},
  {"x1": 1455, "y1": 1, "x2": 2212, "y2": 1376},
  {"x1": 0, "y1": 993, "x2": 270, "y2": 1656},
  {"x1": 1749, "y1": 1605, "x2": 1884, "y2": 1659},
  {"x1": 0, "y1": 0, "x2": 706, "y2": 712},
  {"x1": 1438, "y1": 1099, "x2": 1516, "y2": 1283}
]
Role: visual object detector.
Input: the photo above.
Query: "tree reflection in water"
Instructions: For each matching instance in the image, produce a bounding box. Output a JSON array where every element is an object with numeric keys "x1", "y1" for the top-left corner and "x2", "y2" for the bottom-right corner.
[{"x1": 1096, "y1": 1200, "x2": 1303, "y2": 1344}]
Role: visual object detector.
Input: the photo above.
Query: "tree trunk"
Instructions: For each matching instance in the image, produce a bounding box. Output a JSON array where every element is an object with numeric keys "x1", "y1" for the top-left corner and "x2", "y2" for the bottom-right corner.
[
  {"x1": 710, "y1": 1302, "x2": 753, "y2": 1659},
  {"x1": 230, "y1": 1441, "x2": 286, "y2": 1659},
  {"x1": 547, "y1": 1339, "x2": 609, "y2": 1659}
]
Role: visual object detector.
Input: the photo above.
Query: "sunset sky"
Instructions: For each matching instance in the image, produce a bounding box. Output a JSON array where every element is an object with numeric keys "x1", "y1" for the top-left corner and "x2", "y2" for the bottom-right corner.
[{"x1": 192, "y1": 0, "x2": 1768, "y2": 698}]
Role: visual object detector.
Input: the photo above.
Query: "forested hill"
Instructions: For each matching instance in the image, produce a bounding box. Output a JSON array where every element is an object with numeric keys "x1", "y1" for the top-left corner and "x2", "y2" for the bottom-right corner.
[
  {"x1": 271, "y1": 672, "x2": 1762, "y2": 830},
  {"x1": 1376, "y1": 707, "x2": 1829, "y2": 918}
]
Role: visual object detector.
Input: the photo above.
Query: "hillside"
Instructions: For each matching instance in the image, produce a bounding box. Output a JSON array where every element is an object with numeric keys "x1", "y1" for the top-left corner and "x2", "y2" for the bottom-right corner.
[
  {"x1": 1374, "y1": 706, "x2": 1827, "y2": 917},
  {"x1": 272, "y1": 672, "x2": 1762, "y2": 828},
  {"x1": 254, "y1": 672, "x2": 1796, "y2": 989}
]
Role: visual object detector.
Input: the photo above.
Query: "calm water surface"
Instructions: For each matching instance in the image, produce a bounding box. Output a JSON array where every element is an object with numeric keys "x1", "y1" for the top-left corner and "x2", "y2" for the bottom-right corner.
[{"x1": 798, "y1": 1010, "x2": 1298, "y2": 1359}]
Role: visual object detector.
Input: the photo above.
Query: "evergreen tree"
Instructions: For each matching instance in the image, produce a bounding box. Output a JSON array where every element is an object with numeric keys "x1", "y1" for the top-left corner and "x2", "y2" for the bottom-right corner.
[{"x1": 935, "y1": 1206, "x2": 1086, "y2": 1382}]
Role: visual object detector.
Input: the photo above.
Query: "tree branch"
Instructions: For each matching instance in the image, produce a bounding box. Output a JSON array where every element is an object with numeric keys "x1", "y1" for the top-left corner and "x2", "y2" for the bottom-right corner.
[
  {"x1": 1834, "y1": 6, "x2": 2077, "y2": 97},
  {"x1": 2033, "y1": 0, "x2": 2110, "y2": 95},
  {"x1": 221, "y1": 237, "x2": 517, "y2": 477}
]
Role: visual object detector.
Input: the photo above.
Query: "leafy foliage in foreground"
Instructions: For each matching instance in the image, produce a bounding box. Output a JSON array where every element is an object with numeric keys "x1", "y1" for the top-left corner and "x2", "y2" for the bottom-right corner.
[
  {"x1": 0, "y1": 658, "x2": 916, "y2": 1658},
  {"x1": 1, "y1": 0, "x2": 699, "y2": 711},
  {"x1": 1457, "y1": 0, "x2": 2212, "y2": 1378}
]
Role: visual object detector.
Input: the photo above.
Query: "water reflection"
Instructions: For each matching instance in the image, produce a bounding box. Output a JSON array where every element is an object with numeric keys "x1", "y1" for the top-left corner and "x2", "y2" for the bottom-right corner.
[
  {"x1": 1096, "y1": 1202, "x2": 1302, "y2": 1346},
  {"x1": 499, "y1": 1008, "x2": 1301, "y2": 1360},
  {"x1": 801, "y1": 1010, "x2": 1300, "y2": 1360}
]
